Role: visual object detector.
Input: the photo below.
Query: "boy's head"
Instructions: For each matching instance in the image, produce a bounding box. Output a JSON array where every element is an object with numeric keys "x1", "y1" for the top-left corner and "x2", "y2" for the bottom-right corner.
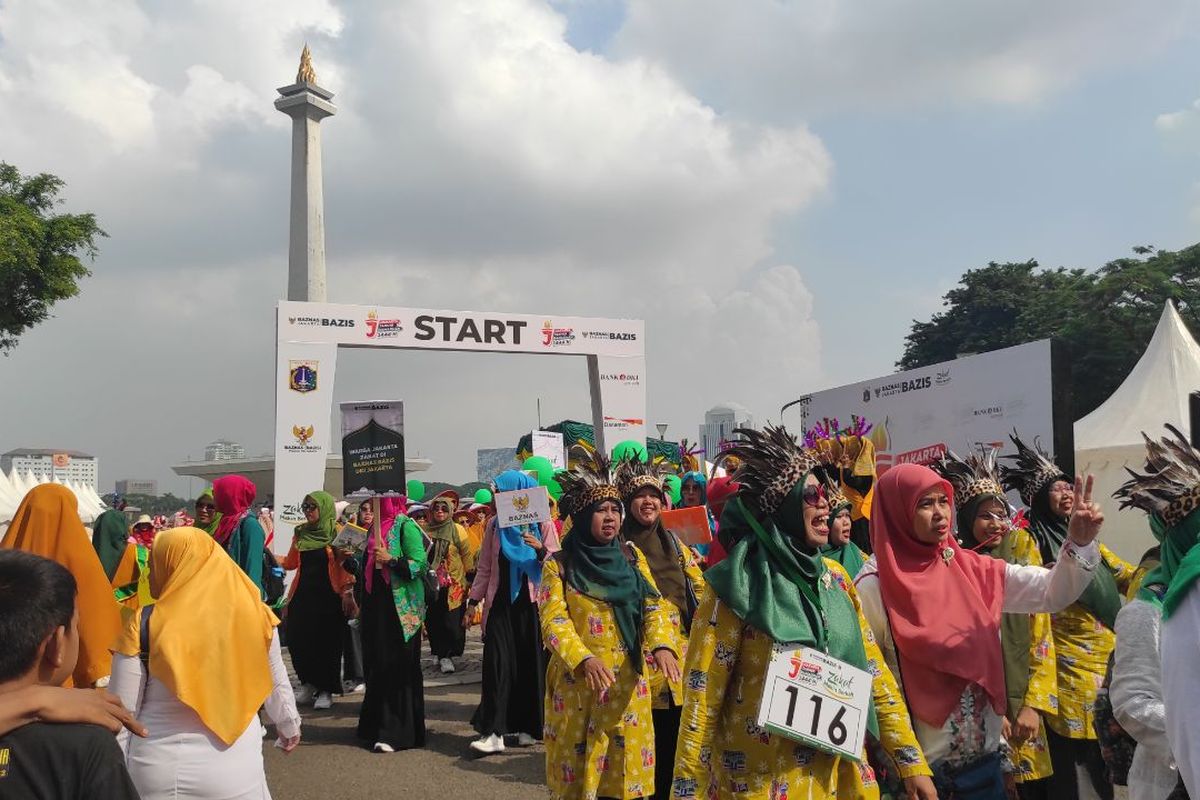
[{"x1": 0, "y1": 550, "x2": 79, "y2": 688}]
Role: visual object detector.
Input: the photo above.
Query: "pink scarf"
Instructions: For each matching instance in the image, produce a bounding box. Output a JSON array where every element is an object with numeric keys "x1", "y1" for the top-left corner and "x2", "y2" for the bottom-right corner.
[
  {"x1": 365, "y1": 496, "x2": 407, "y2": 593},
  {"x1": 870, "y1": 463, "x2": 1008, "y2": 726},
  {"x1": 212, "y1": 475, "x2": 256, "y2": 547}
]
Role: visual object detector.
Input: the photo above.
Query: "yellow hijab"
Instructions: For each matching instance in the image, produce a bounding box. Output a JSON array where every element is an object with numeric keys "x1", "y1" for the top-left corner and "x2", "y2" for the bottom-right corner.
[
  {"x1": 113, "y1": 527, "x2": 278, "y2": 745},
  {"x1": 1, "y1": 484, "x2": 122, "y2": 687}
]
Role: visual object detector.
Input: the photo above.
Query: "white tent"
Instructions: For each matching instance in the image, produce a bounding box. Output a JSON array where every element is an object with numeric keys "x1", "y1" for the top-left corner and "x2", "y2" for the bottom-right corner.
[
  {"x1": 0, "y1": 468, "x2": 107, "y2": 526},
  {"x1": 1075, "y1": 301, "x2": 1200, "y2": 562}
]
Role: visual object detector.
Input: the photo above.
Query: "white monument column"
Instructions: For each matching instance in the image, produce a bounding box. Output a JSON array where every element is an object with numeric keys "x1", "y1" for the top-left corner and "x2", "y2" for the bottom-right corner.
[{"x1": 275, "y1": 45, "x2": 336, "y2": 302}]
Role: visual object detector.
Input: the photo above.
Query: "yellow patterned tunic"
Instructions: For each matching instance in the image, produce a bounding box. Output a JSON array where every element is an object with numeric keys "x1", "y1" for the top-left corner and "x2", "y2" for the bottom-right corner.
[
  {"x1": 1044, "y1": 543, "x2": 1135, "y2": 740},
  {"x1": 646, "y1": 533, "x2": 707, "y2": 710},
  {"x1": 673, "y1": 560, "x2": 931, "y2": 800},
  {"x1": 997, "y1": 529, "x2": 1057, "y2": 783},
  {"x1": 540, "y1": 545, "x2": 676, "y2": 800}
]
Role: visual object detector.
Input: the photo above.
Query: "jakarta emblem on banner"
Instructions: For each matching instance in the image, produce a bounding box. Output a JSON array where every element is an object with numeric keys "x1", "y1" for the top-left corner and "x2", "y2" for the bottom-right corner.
[{"x1": 341, "y1": 400, "x2": 406, "y2": 497}]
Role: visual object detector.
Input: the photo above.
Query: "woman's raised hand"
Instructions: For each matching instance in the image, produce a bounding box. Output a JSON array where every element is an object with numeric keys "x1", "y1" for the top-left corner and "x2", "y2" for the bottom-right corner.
[{"x1": 1067, "y1": 474, "x2": 1104, "y2": 546}]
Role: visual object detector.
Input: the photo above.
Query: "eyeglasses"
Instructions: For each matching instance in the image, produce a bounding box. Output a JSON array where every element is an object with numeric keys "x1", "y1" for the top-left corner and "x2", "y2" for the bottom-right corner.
[
  {"x1": 975, "y1": 511, "x2": 1011, "y2": 524},
  {"x1": 195, "y1": 503, "x2": 216, "y2": 512},
  {"x1": 801, "y1": 484, "x2": 827, "y2": 507},
  {"x1": 301, "y1": 502, "x2": 318, "y2": 511}
]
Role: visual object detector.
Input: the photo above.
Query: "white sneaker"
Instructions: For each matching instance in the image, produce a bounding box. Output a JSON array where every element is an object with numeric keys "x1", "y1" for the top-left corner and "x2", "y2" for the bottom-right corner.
[
  {"x1": 469, "y1": 733, "x2": 505, "y2": 755},
  {"x1": 313, "y1": 692, "x2": 333, "y2": 710},
  {"x1": 294, "y1": 684, "x2": 316, "y2": 705},
  {"x1": 515, "y1": 733, "x2": 537, "y2": 747},
  {"x1": 439, "y1": 657, "x2": 455, "y2": 674},
  {"x1": 373, "y1": 741, "x2": 395, "y2": 753},
  {"x1": 342, "y1": 680, "x2": 365, "y2": 694}
]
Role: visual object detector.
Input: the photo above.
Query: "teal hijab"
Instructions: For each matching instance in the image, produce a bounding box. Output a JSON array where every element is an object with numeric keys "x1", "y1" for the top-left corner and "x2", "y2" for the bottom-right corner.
[
  {"x1": 707, "y1": 481, "x2": 878, "y2": 736},
  {"x1": 91, "y1": 509, "x2": 130, "y2": 581},
  {"x1": 1140, "y1": 510, "x2": 1200, "y2": 618},
  {"x1": 820, "y1": 500, "x2": 866, "y2": 579}
]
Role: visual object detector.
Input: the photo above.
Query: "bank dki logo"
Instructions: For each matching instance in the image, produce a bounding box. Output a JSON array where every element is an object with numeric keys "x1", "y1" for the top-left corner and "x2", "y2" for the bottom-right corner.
[{"x1": 288, "y1": 360, "x2": 318, "y2": 394}]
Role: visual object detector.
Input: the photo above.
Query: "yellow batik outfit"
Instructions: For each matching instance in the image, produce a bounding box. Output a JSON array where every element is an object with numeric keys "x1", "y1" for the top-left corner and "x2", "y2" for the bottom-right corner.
[
  {"x1": 644, "y1": 537, "x2": 705, "y2": 711},
  {"x1": 540, "y1": 546, "x2": 676, "y2": 800},
  {"x1": 673, "y1": 561, "x2": 930, "y2": 800}
]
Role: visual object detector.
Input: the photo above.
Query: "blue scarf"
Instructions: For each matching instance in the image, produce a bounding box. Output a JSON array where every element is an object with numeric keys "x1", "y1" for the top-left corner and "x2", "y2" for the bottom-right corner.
[{"x1": 494, "y1": 470, "x2": 543, "y2": 601}]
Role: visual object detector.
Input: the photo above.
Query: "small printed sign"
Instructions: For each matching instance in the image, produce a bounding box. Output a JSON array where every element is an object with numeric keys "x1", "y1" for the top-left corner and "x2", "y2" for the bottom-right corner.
[{"x1": 495, "y1": 485, "x2": 552, "y2": 528}]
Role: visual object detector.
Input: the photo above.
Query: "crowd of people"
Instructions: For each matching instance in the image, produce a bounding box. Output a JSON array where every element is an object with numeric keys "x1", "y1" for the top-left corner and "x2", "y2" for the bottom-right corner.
[{"x1": 3, "y1": 419, "x2": 1200, "y2": 800}]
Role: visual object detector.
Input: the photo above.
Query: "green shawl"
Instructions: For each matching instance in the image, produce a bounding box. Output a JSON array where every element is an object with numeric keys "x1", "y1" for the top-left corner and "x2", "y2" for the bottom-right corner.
[
  {"x1": 707, "y1": 487, "x2": 878, "y2": 736},
  {"x1": 1142, "y1": 510, "x2": 1200, "y2": 618},
  {"x1": 194, "y1": 489, "x2": 222, "y2": 537},
  {"x1": 1029, "y1": 500, "x2": 1122, "y2": 629},
  {"x1": 294, "y1": 491, "x2": 337, "y2": 551},
  {"x1": 91, "y1": 509, "x2": 130, "y2": 581},
  {"x1": 558, "y1": 508, "x2": 659, "y2": 673}
]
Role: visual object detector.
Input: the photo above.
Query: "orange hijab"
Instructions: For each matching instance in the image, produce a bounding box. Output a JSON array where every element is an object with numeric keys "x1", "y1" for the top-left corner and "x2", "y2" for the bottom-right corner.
[
  {"x1": 1, "y1": 484, "x2": 122, "y2": 687},
  {"x1": 113, "y1": 527, "x2": 278, "y2": 745}
]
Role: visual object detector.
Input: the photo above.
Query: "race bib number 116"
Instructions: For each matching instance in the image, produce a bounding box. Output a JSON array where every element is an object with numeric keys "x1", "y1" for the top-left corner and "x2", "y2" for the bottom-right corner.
[{"x1": 755, "y1": 645, "x2": 872, "y2": 762}]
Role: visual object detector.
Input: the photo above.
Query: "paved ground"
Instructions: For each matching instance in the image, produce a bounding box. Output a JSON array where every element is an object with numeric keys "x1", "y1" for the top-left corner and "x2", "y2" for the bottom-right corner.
[{"x1": 265, "y1": 630, "x2": 546, "y2": 799}]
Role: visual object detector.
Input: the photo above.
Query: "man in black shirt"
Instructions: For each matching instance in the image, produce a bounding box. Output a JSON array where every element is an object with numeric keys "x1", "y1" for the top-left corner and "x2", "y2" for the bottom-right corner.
[{"x1": 0, "y1": 550, "x2": 140, "y2": 799}]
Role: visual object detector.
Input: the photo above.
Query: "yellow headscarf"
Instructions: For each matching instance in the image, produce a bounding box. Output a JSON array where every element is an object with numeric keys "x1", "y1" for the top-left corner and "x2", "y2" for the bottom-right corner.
[
  {"x1": 1, "y1": 484, "x2": 122, "y2": 687},
  {"x1": 113, "y1": 527, "x2": 278, "y2": 745}
]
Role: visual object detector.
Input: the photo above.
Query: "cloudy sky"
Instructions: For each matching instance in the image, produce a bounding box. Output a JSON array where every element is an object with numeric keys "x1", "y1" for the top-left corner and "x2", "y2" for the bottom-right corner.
[{"x1": 2, "y1": 0, "x2": 1199, "y2": 495}]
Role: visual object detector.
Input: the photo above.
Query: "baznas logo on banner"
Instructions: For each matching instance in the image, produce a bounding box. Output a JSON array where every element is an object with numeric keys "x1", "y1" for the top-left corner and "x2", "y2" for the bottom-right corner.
[
  {"x1": 285, "y1": 425, "x2": 322, "y2": 454},
  {"x1": 289, "y1": 360, "x2": 318, "y2": 393}
]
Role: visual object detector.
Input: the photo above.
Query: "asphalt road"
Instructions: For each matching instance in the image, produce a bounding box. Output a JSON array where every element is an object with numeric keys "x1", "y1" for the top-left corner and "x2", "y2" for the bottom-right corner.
[{"x1": 264, "y1": 685, "x2": 546, "y2": 799}]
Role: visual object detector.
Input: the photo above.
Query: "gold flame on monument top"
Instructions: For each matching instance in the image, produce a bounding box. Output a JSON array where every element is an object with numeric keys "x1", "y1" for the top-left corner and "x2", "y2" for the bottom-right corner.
[{"x1": 297, "y1": 44, "x2": 317, "y2": 84}]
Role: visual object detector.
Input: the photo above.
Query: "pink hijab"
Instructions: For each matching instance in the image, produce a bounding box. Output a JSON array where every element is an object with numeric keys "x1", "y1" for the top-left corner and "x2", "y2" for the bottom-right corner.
[
  {"x1": 870, "y1": 463, "x2": 1008, "y2": 727},
  {"x1": 366, "y1": 496, "x2": 408, "y2": 593},
  {"x1": 212, "y1": 476, "x2": 256, "y2": 547}
]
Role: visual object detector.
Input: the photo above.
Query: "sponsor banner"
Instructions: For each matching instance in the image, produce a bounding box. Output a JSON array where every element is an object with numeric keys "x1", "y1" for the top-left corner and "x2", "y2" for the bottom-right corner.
[
  {"x1": 531, "y1": 430, "x2": 566, "y2": 470},
  {"x1": 797, "y1": 340, "x2": 1057, "y2": 488},
  {"x1": 279, "y1": 301, "x2": 644, "y2": 358},
  {"x1": 274, "y1": 341, "x2": 339, "y2": 551},
  {"x1": 495, "y1": 485, "x2": 553, "y2": 528},
  {"x1": 340, "y1": 400, "x2": 406, "y2": 497},
  {"x1": 592, "y1": 354, "x2": 647, "y2": 453}
]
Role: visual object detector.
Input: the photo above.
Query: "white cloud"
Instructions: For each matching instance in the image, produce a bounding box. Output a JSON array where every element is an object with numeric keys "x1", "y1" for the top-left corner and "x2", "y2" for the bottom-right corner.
[
  {"x1": 610, "y1": 0, "x2": 1196, "y2": 117},
  {"x1": 0, "y1": 0, "x2": 829, "y2": 487}
]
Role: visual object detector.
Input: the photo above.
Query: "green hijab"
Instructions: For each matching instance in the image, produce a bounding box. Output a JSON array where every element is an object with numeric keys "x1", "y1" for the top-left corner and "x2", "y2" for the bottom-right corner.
[
  {"x1": 91, "y1": 509, "x2": 130, "y2": 581},
  {"x1": 194, "y1": 489, "x2": 222, "y2": 537},
  {"x1": 1029, "y1": 491, "x2": 1122, "y2": 629},
  {"x1": 294, "y1": 491, "x2": 338, "y2": 551},
  {"x1": 1141, "y1": 510, "x2": 1200, "y2": 618},
  {"x1": 820, "y1": 500, "x2": 866, "y2": 579},
  {"x1": 707, "y1": 483, "x2": 878, "y2": 736},
  {"x1": 559, "y1": 503, "x2": 659, "y2": 672}
]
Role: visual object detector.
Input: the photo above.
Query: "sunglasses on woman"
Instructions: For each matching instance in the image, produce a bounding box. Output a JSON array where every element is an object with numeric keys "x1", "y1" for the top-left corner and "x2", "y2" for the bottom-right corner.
[
  {"x1": 301, "y1": 502, "x2": 318, "y2": 512},
  {"x1": 801, "y1": 484, "x2": 827, "y2": 507},
  {"x1": 195, "y1": 502, "x2": 216, "y2": 512}
]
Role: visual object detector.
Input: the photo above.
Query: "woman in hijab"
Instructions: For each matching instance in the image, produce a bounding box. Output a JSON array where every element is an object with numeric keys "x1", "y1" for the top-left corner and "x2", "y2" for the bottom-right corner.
[
  {"x1": 210, "y1": 476, "x2": 266, "y2": 593},
  {"x1": 352, "y1": 495, "x2": 428, "y2": 753},
  {"x1": 282, "y1": 490, "x2": 355, "y2": 711},
  {"x1": 464, "y1": 470, "x2": 561, "y2": 755},
  {"x1": 424, "y1": 490, "x2": 475, "y2": 675},
  {"x1": 614, "y1": 458, "x2": 705, "y2": 800},
  {"x1": 193, "y1": 490, "x2": 220, "y2": 536},
  {"x1": 933, "y1": 449, "x2": 1058, "y2": 796},
  {"x1": 1001, "y1": 434, "x2": 1136, "y2": 800},
  {"x1": 93, "y1": 508, "x2": 149, "y2": 609},
  {"x1": 673, "y1": 426, "x2": 934, "y2": 800},
  {"x1": 541, "y1": 452, "x2": 679, "y2": 800},
  {"x1": 108, "y1": 527, "x2": 301, "y2": 798},
  {"x1": 820, "y1": 484, "x2": 868, "y2": 580},
  {"x1": 855, "y1": 462, "x2": 1104, "y2": 799},
  {"x1": 2, "y1": 483, "x2": 122, "y2": 688}
]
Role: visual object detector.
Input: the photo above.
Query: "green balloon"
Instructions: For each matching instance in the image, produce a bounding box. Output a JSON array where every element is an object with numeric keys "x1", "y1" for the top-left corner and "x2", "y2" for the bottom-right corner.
[
  {"x1": 406, "y1": 479, "x2": 425, "y2": 502},
  {"x1": 474, "y1": 488, "x2": 493, "y2": 505},
  {"x1": 611, "y1": 440, "x2": 648, "y2": 463},
  {"x1": 664, "y1": 474, "x2": 683, "y2": 506},
  {"x1": 547, "y1": 481, "x2": 563, "y2": 502},
  {"x1": 523, "y1": 456, "x2": 556, "y2": 486}
]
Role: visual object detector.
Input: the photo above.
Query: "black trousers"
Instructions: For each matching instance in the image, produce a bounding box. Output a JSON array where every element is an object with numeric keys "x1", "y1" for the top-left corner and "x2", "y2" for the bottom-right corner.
[
  {"x1": 1045, "y1": 725, "x2": 1113, "y2": 800},
  {"x1": 652, "y1": 703, "x2": 681, "y2": 800}
]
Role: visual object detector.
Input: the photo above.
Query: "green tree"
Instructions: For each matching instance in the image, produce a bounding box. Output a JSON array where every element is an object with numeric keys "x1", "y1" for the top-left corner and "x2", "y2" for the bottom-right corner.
[
  {"x1": 899, "y1": 245, "x2": 1200, "y2": 417},
  {"x1": 0, "y1": 163, "x2": 105, "y2": 352}
]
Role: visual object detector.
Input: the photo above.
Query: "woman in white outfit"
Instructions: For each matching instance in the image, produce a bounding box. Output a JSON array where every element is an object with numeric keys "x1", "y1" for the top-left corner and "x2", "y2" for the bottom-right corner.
[
  {"x1": 854, "y1": 463, "x2": 1103, "y2": 800},
  {"x1": 109, "y1": 526, "x2": 302, "y2": 799}
]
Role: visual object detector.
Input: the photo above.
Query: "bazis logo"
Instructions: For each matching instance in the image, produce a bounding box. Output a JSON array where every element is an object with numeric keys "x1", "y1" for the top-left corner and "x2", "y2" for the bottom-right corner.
[
  {"x1": 365, "y1": 310, "x2": 402, "y2": 339},
  {"x1": 288, "y1": 360, "x2": 318, "y2": 393},
  {"x1": 289, "y1": 316, "x2": 355, "y2": 328},
  {"x1": 292, "y1": 425, "x2": 315, "y2": 445}
]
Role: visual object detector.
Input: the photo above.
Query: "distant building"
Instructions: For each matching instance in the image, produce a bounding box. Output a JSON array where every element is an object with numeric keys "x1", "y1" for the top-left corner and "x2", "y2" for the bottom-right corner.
[
  {"x1": 204, "y1": 440, "x2": 246, "y2": 461},
  {"x1": 1, "y1": 449, "x2": 99, "y2": 490},
  {"x1": 699, "y1": 403, "x2": 758, "y2": 463},
  {"x1": 115, "y1": 479, "x2": 158, "y2": 496},
  {"x1": 477, "y1": 448, "x2": 520, "y2": 483}
]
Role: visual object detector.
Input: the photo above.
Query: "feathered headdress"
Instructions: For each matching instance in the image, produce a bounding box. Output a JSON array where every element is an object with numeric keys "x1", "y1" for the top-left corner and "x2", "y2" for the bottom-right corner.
[
  {"x1": 614, "y1": 457, "x2": 667, "y2": 503},
  {"x1": 723, "y1": 424, "x2": 821, "y2": 514},
  {"x1": 933, "y1": 447, "x2": 1007, "y2": 509},
  {"x1": 1115, "y1": 424, "x2": 1200, "y2": 527},
  {"x1": 557, "y1": 446, "x2": 621, "y2": 520},
  {"x1": 1000, "y1": 431, "x2": 1069, "y2": 507}
]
